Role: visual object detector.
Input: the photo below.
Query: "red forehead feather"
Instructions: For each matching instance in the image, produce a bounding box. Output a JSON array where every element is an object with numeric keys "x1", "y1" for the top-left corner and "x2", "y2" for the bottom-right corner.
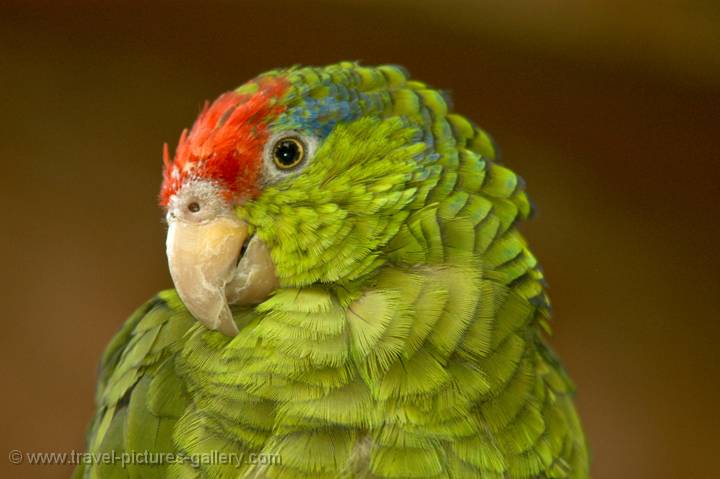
[{"x1": 160, "y1": 77, "x2": 289, "y2": 206}]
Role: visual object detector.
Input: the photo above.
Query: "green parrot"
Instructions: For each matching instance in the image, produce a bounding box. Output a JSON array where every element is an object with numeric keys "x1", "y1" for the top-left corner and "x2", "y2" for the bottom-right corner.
[{"x1": 75, "y1": 62, "x2": 588, "y2": 479}]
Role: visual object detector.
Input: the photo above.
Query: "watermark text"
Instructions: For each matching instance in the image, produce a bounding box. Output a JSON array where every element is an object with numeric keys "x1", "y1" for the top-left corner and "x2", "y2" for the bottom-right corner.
[{"x1": 8, "y1": 449, "x2": 281, "y2": 468}]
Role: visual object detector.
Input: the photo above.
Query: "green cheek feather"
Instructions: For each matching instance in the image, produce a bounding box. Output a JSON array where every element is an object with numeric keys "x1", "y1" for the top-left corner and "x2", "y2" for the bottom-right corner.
[{"x1": 75, "y1": 62, "x2": 589, "y2": 479}]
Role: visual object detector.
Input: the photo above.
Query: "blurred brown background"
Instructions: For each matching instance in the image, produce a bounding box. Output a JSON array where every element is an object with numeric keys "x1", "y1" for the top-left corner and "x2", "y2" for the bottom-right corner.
[{"x1": 1, "y1": 1, "x2": 718, "y2": 478}]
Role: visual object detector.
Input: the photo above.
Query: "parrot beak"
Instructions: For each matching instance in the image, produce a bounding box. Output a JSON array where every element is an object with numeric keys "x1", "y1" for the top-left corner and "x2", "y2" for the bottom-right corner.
[{"x1": 166, "y1": 215, "x2": 278, "y2": 336}]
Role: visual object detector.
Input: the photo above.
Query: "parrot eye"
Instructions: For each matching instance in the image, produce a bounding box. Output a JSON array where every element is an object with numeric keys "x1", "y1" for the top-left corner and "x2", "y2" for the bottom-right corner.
[
  {"x1": 187, "y1": 201, "x2": 201, "y2": 213},
  {"x1": 271, "y1": 137, "x2": 305, "y2": 170},
  {"x1": 262, "y1": 131, "x2": 317, "y2": 181}
]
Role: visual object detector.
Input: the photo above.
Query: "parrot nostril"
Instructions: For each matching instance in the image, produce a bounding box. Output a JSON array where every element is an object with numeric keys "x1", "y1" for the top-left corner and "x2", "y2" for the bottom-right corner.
[{"x1": 187, "y1": 202, "x2": 201, "y2": 213}]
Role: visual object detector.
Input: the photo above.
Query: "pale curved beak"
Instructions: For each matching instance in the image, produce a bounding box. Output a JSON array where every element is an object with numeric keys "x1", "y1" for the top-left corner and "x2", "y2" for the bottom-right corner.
[{"x1": 166, "y1": 216, "x2": 278, "y2": 336}]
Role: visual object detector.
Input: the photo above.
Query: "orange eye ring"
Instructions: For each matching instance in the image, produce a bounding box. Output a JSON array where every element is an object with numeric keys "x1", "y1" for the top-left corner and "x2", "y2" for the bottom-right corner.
[{"x1": 272, "y1": 137, "x2": 305, "y2": 169}]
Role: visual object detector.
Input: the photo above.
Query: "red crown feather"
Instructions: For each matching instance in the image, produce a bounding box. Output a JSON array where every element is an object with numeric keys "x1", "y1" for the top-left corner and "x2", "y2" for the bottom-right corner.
[{"x1": 160, "y1": 77, "x2": 289, "y2": 206}]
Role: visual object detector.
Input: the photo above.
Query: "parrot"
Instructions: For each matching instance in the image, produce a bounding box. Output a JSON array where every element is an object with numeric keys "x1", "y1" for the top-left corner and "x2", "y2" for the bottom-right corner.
[{"x1": 74, "y1": 62, "x2": 589, "y2": 479}]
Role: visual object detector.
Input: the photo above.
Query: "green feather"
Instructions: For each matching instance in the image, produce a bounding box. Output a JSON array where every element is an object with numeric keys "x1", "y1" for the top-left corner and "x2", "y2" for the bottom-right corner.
[{"x1": 77, "y1": 63, "x2": 588, "y2": 479}]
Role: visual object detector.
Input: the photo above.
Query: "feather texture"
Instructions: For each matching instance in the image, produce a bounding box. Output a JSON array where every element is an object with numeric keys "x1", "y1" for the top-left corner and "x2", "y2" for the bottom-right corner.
[{"x1": 76, "y1": 63, "x2": 588, "y2": 479}]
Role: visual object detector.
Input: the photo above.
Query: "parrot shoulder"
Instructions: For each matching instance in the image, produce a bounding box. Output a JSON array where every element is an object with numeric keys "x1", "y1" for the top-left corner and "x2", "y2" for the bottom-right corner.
[{"x1": 75, "y1": 290, "x2": 195, "y2": 479}]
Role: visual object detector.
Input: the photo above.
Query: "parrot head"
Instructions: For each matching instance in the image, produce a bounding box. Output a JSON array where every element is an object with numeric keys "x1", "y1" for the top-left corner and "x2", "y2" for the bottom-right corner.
[{"x1": 161, "y1": 63, "x2": 441, "y2": 335}]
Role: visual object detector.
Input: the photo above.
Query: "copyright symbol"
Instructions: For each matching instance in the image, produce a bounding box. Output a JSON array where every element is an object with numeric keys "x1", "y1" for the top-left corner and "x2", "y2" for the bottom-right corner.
[{"x1": 8, "y1": 449, "x2": 23, "y2": 465}]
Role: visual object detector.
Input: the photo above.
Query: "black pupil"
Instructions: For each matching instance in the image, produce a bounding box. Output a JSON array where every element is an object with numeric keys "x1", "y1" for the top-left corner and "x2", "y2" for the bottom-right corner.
[
  {"x1": 274, "y1": 140, "x2": 300, "y2": 166},
  {"x1": 188, "y1": 202, "x2": 200, "y2": 213}
]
